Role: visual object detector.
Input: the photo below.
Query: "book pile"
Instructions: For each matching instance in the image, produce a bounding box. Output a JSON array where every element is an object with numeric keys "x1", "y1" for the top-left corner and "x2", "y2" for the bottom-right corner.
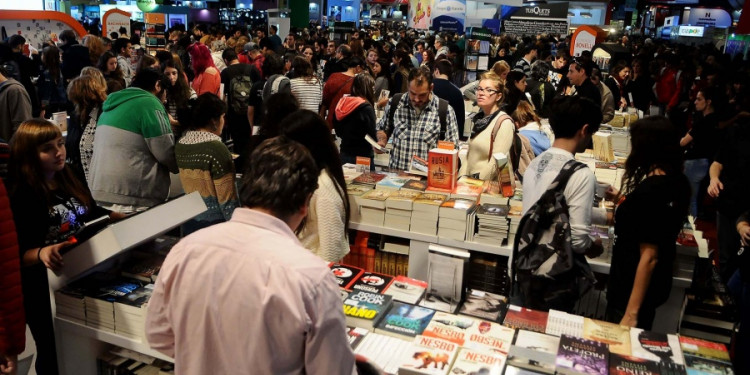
[
  {"x1": 458, "y1": 289, "x2": 508, "y2": 322},
  {"x1": 507, "y1": 329, "x2": 560, "y2": 374},
  {"x1": 384, "y1": 275, "x2": 428, "y2": 304},
  {"x1": 342, "y1": 290, "x2": 394, "y2": 330},
  {"x1": 480, "y1": 180, "x2": 509, "y2": 205},
  {"x1": 376, "y1": 176, "x2": 412, "y2": 191},
  {"x1": 353, "y1": 331, "x2": 414, "y2": 374},
  {"x1": 555, "y1": 334, "x2": 609, "y2": 375},
  {"x1": 438, "y1": 198, "x2": 476, "y2": 241},
  {"x1": 346, "y1": 184, "x2": 373, "y2": 223},
  {"x1": 385, "y1": 190, "x2": 420, "y2": 230},
  {"x1": 507, "y1": 199, "x2": 523, "y2": 245},
  {"x1": 452, "y1": 176, "x2": 485, "y2": 201},
  {"x1": 503, "y1": 304, "x2": 549, "y2": 333},
  {"x1": 119, "y1": 251, "x2": 166, "y2": 283},
  {"x1": 466, "y1": 253, "x2": 510, "y2": 296},
  {"x1": 54, "y1": 281, "x2": 88, "y2": 325},
  {"x1": 81, "y1": 274, "x2": 146, "y2": 334},
  {"x1": 402, "y1": 179, "x2": 428, "y2": 192},
  {"x1": 594, "y1": 163, "x2": 624, "y2": 190},
  {"x1": 680, "y1": 336, "x2": 734, "y2": 375},
  {"x1": 582, "y1": 318, "x2": 632, "y2": 356},
  {"x1": 630, "y1": 328, "x2": 685, "y2": 373},
  {"x1": 410, "y1": 193, "x2": 446, "y2": 235},
  {"x1": 97, "y1": 347, "x2": 173, "y2": 375},
  {"x1": 474, "y1": 204, "x2": 510, "y2": 245},
  {"x1": 545, "y1": 309, "x2": 584, "y2": 338},
  {"x1": 352, "y1": 172, "x2": 387, "y2": 187},
  {"x1": 609, "y1": 127, "x2": 631, "y2": 155},
  {"x1": 359, "y1": 189, "x2": 392, "y2": 226},
  {"x1": 114, "y1": 284, "x2": 154, "y2": 341}
]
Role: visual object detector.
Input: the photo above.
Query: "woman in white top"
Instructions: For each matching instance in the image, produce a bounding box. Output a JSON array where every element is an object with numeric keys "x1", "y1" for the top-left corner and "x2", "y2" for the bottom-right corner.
[
  {"x1": 289, "y1": 56, "x2": 323, "y2": 113},
  {"x1": 459, "y1": 72, "x2": 516, "y2": 180},
  {"x1": 280, "y1": 109, "x2": 351, "y2": 262}
]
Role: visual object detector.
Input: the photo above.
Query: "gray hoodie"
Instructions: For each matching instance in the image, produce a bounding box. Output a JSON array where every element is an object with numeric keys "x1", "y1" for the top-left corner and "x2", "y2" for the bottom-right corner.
[{"x1": 0, "y1": 79, "x2": 32, "y2": 140}]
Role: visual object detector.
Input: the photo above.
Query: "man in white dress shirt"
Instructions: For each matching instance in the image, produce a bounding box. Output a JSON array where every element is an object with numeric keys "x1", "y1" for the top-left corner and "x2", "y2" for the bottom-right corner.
[{"x1": 146, "y1": 137, "x2": 356, "y2": 375}]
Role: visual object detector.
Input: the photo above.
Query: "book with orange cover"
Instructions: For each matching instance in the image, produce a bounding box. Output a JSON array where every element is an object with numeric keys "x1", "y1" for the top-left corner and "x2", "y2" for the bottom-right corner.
[{"x1": 427, "y1": 148, "x2": 458, "y2": 191}]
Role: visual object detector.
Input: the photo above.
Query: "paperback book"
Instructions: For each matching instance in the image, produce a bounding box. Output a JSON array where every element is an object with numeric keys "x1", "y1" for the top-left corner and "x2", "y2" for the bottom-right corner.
[
  {"x1": 448, "y1": 347, "x2": 507, "y2": 375},
  {"x1": 609, "y1": 353, "x2": 661, "y2": 375},
  {"x1": 374, "y1": 301, "x2": 436, "y2": 338},
  {"x1": 384, "y1": 275, "x2": 428, "y2": 304},
  {"x1": 350, "y1": 271, "x2": 395, "y2": 294},
  {"x1": 329, "y1": 263, "x2": 365, "y2": 290},
  {"x1": 398, "y1": 335, "x2": 460, "y2": 375},
  {"x1": 342, "y1": 290, "x2": 393, "y2": 330},
  {"x1": 354, "y1": 332, "x2": 414, "y2": 374},
  {"x1": 503, "y1": 305, "x2": 548, "y2": 333},
  {"x1": 555, "y1": 334, "x2": 609, "y2": 375},
  {"x1": 465, "y1": 319, "x2": 515, "y2": 354},
  {"x1": 346, "y1": 326, "x2": 369, "y2": 350},
  {"x1": 459, "y1": 289, "x2": 508, "y2": 322},
  {"x1": 422, "y1": 312, "x2": 477, "y2": 346},
  {"x1": 507, "y1": 329, "x2": 560, "y2": 374},
  {"x1": 427, "y1": 147, "x2": 459, "y2": 191},
  {"x1": 582, "y1": 318, "x2": 631, "y2": 356},
  {"x1": 630, "y1": 328, "x2": 684, "y2": 365}
]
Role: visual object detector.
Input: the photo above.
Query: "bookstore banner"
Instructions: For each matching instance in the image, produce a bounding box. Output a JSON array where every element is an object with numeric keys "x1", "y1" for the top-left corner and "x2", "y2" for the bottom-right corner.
[
  {"x1": 409, "y1": 0, "x2": 431, "y2": 29},
  {"x1": 431, "y1": 0, "x2": 466, "y2": 33},
  {"x1": 502, "y1": 3, "x2": 569, "y2": 36}
]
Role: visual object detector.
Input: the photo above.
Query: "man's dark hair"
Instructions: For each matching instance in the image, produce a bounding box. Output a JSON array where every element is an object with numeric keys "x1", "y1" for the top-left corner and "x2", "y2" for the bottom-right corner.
[
  {"x1": 113, "y1": 38, "x2": 130, "y2": 55},
  {"x1": 571, "y1": 60, "x2": 593, "y2": 77},
  {"x1": 59, "y1": 30, "x2": 77, "y2": 44},
  {"x1": 270, "y1": 25, "x2": 278, "y2": 33},
  {"x1": 337, "y1": 44, "x2": 352, "y2": 59},
  {"x1": 262, "y1": 53, "x2": 284, "y2": 77},
  {"x1": 188, "y1": 93, "x2": 226, "y2": 131},
  {"x1": 0, "y1": 65, "x2": 9, "y2": 78},
  {"x1": 119, "y1": 27, "x2": 127, "y2": 35},
  {"x1": 434, "y1": 59, "x2": 452, "y2": 77},
  {"x1": 239, "y1": 136, "x2": 319, "y2": 221},
  {"x1": 222, "y1": 49, "x2": 238, "y2": 62},
  {"x1": 8, "y1": 35, "x2": 25, "y2": 49},
  {"x1": 131, "y1": 68, "x2": 169, "y2": 93},
  {"x1": 548, "y1": 96, "x2": 602, "y2": 139},
  {"x1": 195, "y1": 24, "x2": 208, "y2": 34},
  {"x1": 344, "y1": 55, "x2": 366, "y2": 69},
  {"x1": 110, "y1": 32, "x2": 119, "y2": 40},
  {"x1": 523, "y1": 44, "x2": 538, "y2": 55},
  {"x1": 408, "y1": 66, "x2": 433, "y2": 87}
]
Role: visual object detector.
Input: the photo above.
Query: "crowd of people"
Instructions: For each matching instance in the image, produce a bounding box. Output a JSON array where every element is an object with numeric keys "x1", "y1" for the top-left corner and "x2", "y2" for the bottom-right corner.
[{"x1": 0, "y1": 19, "x2": 748, "y2": 374}]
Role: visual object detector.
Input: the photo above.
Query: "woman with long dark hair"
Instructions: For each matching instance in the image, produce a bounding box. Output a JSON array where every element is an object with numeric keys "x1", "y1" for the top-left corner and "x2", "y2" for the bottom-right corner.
[
  {"x1": 289, "y1": 56, "x2": 322, "y2": 113},
  {"x1": 392, "y1": 50, "x2": 412, "y2": 94},
  {"x1": 280, "y1": 110, "x2": 351, "y2": 262},
  {"x1": 373, "y1": 58, "x2": 393, "y2": 108},
  {"x1": 160, "y1": 58, "x2": 195, "y2": 130},
  {"x1": 680, "y1": 86, "x2": 719, "y2": 218},
  {"x1": 38, "y1": 45, "x2": 68, "y2": 118},
  {"x1": 606, "y1": 116, "x2": 690, "y2": 329},
  {"x1": 504, "y1": 70, "x2": 531, "y2": 115},
  {"x1": 333, "y1": 73, "x2": 377, "y2": 166},
  {"x1": 605, "y1": 62, "x2": 630, "y2": 109},
  {"x1": 7, "y1": 120, "x2": 124, "y2": 375},
  {"x1": 97, "y1": 50, "x2": 126, "y2": 91}
]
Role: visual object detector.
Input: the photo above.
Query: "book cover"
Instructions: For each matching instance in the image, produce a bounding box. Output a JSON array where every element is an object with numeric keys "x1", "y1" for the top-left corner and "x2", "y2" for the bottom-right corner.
[
  {"x1": 398, "y1": 335, "x2": 460, "y2": 375},
  {"x1": 114, "y1": 284, "x2": 155, "y2": 309},
  {"x1": 422, "y1": 312, "x2": 478, "y2": 346},
  {"x1": 459, "y1": 289, "x2": 508, "y2": 322},
  {"x1": 403, "y1": 179, "x2": 428, "y2": 192},
  {"x1": 465, "y1": 319, "x2": 515, "y2": 354},
  {"x1": 120, "y1": 252, "x2": 165, "y2": 283},
  {"x1": 609, "y1": 353, "x2": 661, "y2": 375},
  {"x1": 555, "y1": 334, "x2": 609, "y2": 375},
  {"x1": 427, "y1": 148, "x2": 458, "y2": 191},
  {"x1": 384, "y1": 275, "x2": 428, "y2": 304},
  {"x1": 413, "y1": 194, "x2": 447, "y2": 209},
  {"x1": 477, "y1": 204, "x2": 510, "y2": 217},
  {"x1": 630, "y1": 328, "x2": 684, "y2": 365},
  {"x1": 329, "y1": 263, "x2": 365, "y2": 290},
  {"x1": 582, "y1": 318, "x2": 632, "y2": 356},
  {"x1": 503, "y1": 305, "x2": 548, "y2": 333},
  {"x1": 683, "y1": 354, "x2": 734, "y2": 375},
  {"x1": 679, "y1": 336, "x2": 731, "y2": 362},
  {"x1": 386, "y1": 190, "x2": 421, "y2": 210},
  {"x1": 545, "y1": 309, "x2": 584, "y2": 338},
  {"x1": 353, "y1": 172, "x2": 387, "y2": 186},
  {"x1": 360, "y1": 189, "x2": 392, "y2": 206},
  {"x1": 376, "y1": 176, "x2": 411, "y2": 190},
  {"x1": 342, "y1": 290, "x2": 393, "y2": 330},
  {"x1": 350, "y1": 271, "x2": 395, "y2": 294},
  {"x1": 448, "y1": 347, "x2": 507, "y2": 375},
  {"x1": 508, "y1": 330, "x2": 559, "y2": 374},
  {"x1": 374, "y1": 301, "x2": 436, "y2": 338},
  {"x1": 346, "y1": 326, "x2": 369, "y2": 350}
]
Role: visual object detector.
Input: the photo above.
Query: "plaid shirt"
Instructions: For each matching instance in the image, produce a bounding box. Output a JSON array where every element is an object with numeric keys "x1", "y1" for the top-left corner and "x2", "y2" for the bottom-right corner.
[{"x1": 377, "y1": 93, "x2": 459, "y2": 170}]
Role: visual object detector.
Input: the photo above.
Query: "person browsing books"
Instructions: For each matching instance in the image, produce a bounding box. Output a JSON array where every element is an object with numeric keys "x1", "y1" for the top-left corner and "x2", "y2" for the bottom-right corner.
[
  {"x1": 606, "y1": 116, "x2": 690, "y2": 330},
  {"x1": 458, "y1": 72, "x2": 516, "y2": 180},
  {"x1": 376, "y1": 66, "x2": 459, "y2": 170},
  {"x1": 7, "y1": 119, "x2": 126, "y2": 375},
  {"x1": 282, "y1": 110, "x2": 351, "y2": 262},
  {"x1": 146, "y1": 137, "x2": 356, "y2": 374},
  {"x1": 333, "y1": 73, "x2": 378, "y2": 167}
]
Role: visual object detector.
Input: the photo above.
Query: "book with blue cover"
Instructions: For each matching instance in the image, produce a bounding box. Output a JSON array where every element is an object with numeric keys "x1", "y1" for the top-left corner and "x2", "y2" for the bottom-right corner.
[
  {"x1": 343, "y1": 290, "x2": 393, "y2": 330},
  {"x1": 374, "y1": 301, "x2": 436, "y2": 338}
]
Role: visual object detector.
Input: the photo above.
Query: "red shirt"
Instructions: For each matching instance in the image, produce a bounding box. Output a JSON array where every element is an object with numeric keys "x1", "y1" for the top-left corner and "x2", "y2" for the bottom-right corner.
[{"x1": 322, "y1": 72, "x2": 354, "y2": 128}]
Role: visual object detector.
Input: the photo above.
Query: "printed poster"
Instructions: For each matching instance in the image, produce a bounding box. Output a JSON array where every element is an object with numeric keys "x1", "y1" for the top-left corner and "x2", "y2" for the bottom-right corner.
[
  {"x1": 409, "y1": 0, "x2": 432, "y2": 29},
  {"x1": 431, "y1": 0, "x2": 466, "y2": 33}
]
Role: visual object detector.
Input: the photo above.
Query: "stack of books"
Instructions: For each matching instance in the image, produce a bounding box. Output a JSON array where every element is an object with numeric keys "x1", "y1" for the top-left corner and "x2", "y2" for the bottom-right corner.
[
  {"x1": 410, "y1": 193, "x2": 446, "y2": 235},
  {"x1": 384, "y1": 275, "x2": 428, "y2": 304},
  {"x1": 54, "y1": 282, "x2": 88, "y2": 324},
  {"x1": 452, "y1": 176, "x2": 484, "y2": 201},
  {"x1": 376, "y1": 176, "x2": 412, "y2": 191},
  {"x1": 359, "y1": 189, "x2": 392, "y2": 226},
  {"x1": 346, "y1": 184, "x2": 373, "y2": 223},
  {"x1": 385, "y1": 190, "x2": 421, "y2": 230},
  {"x1": 680, "y1": 336, "x2": 734, "y2": 375},
  {"x1": 507, "y1": 199, "x2": 524, "y2": 245},
  {"x1": 507, "y1": 329, "x2": 560, "y2": 374},
  {"x1": 353, "y1": 331, "x2": 414, "y2": 374},
  {"x1": 114, "y1": 284, "x2": 155, "y2": 341},
  {"x1": 438, "y1": 199, "x2": 476, "y2": 241},
  {"x1": 545, "y1": 309, "x2": 585, "y2": 338},
  {"x1": 474, "y1": 204, "x2": 510, "y2": 245}
]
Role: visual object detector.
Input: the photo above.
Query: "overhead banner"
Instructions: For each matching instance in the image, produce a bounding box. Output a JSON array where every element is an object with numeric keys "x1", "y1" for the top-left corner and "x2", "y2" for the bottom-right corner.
[
  {"x1": 409, "y1": 0, "x2": 431, "y2": 29},
  {"x1": 686, "y1": 8, "x2": 732, "y2": 28},
  {"x1": 431, "y1": 0, "x2": 466, "y2": 33},
  {"x1": 502, "y1": 3, "x2": 569, "y2": 36}
]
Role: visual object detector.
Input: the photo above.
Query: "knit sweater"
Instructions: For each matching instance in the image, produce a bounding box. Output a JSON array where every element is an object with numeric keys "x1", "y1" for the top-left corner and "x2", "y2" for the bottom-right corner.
[
  {"x1": 298, "y1": 170, "x2": 349, "y2": 262},
  {"x1": 459, "y1": 112, "x2": 515, "y2": 180},
  {"x1": 175, "y1": 131, "x2": 239, "y2": 233}
]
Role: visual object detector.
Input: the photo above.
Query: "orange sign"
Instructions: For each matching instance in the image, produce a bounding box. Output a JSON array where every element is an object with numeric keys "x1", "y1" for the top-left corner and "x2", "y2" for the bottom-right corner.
[
  {"x1": 0, "y1": 10, "x2": 86, "y2": 38},
  {"x1": 102, "y1": 9, "x2": 132, "y2": 37},
  {"x1": 437, "y1": 140, "x2": 455, "y2": 150},
  {"x1": 570, "y1": 25, "x2": 607, "y2": 57}
]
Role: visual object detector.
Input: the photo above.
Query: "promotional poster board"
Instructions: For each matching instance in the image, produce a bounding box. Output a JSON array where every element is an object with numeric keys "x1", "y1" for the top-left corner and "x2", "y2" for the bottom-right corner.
[
  {"x1": 0, "y1": 10, "x2": 86, "y2": 49},
  {"x1": 686, "y1": 8, "x2": 732, "y2": 28},
  {"x1": 431, "y1": 0, "x2": 466, "y2": 33},
  {"x1": 502, "y1": 3, "x2": 569, "y2": 36},
  {"x1": 409, "y1": 0, "x2": 432, "y2": 29},
  {"x1": 570, "y1": 25, "x2": 606, "y2": 57},
  {"x1": 102, "y1": 9, "x2": 132, "y2": 38}
]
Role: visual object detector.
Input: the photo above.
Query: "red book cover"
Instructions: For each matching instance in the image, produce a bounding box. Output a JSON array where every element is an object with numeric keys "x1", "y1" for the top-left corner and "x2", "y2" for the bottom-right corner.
[
  {"x1": 350, "y1": 271, "x2": 395, "y2": 294},
  {"x1": 503, "y1": 304, "x2": 549, "y2": 333},
  {"x1": 428, "y1": 148, "x2": 458, "y2": 191},
  {"x1": 329, "y1": 263, "x2": 365, "y2": 290}
]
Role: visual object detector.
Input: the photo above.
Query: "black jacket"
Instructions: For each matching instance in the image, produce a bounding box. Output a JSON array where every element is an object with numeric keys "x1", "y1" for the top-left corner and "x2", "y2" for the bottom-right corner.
[{"x1": 60, "y1": 41, "x2": 91, "y2": 82}]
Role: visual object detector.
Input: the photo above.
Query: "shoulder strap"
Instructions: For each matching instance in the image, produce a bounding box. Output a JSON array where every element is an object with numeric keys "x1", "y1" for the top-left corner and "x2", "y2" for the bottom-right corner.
[
  {"x1": 487, "y1": 114, "x2": 512, "y2": 161},
  {"x1": 547, "y1": 159, "x2": 587, "y2": 193},
  {"x1": 387, "y1": 93, "x2": 404, "y2": 137},
  {"x1": 438, "y1": 98, "x2": 448, "y2": 140}
]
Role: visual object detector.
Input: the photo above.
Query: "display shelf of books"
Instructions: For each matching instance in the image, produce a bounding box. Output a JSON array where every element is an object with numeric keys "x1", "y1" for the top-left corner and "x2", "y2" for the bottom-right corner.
[
  {"x1": 144, "y1": 13, "x2": 167, "y2": 56},
  {"x1": 49, "y1": 192, "x2": 207, "y2": 375},
  {"x1": 463, "y1": 27, "x2": 492, "y2": 86}
]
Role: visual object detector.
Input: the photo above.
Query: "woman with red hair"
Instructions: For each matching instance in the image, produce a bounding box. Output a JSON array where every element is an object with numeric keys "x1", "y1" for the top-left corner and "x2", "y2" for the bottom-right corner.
[{"x1": 187, "y1": 43, "x2": 221, "y2": 96}]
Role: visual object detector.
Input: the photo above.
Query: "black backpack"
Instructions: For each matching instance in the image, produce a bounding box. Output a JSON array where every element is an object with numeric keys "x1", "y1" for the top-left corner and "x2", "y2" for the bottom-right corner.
[
  {"x1": 511, "y1": 159, "x2": 596, "y2": 309},
  {"x1": 387, "y1": 93, "x2": 449, "y2": 140},
  {"x1": 228, "y1": 69, "x2": 253, "y2": 115}
]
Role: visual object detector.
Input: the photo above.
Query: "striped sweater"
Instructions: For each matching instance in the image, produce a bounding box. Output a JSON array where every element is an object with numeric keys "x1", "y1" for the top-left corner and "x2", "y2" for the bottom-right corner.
[{"x1": 175, "y1": 131, "x2": 239, "y2": 233}]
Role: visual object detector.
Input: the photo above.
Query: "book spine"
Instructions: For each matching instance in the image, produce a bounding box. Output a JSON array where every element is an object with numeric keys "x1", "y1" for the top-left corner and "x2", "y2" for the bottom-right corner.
[
  {"x1": 374, "y1": 250, "x2": 382, "y2": 274},
  {"x1": 366, "y1": 248, "x2": 376, "y2": 272}
]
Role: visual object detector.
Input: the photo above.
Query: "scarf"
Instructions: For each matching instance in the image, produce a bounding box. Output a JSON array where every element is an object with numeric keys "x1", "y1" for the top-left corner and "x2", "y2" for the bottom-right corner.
[{"x1": 471, "y1": 109, "x2": 501, "y2": 139}]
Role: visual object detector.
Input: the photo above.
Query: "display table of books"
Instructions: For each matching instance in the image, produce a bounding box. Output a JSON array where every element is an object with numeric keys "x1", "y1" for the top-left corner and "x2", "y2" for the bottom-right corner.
[
  {"x1": 333, "y1": 262, "x2": 735, "y2": 375},
  {"x1": 48, "y1": 192, "x2": 207, "y2": 375}
]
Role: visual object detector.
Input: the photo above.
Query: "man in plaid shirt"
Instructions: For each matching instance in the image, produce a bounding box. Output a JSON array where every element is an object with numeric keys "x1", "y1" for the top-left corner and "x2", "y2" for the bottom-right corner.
[{"x1": 376, "y1": 67, "x2": 459, "y2": 170}]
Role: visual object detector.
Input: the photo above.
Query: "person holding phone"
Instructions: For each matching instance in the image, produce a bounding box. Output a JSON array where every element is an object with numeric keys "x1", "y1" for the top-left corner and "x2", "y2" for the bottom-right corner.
[{"x1": 7, "y1": 119, "x2": 124, "y2": 375}]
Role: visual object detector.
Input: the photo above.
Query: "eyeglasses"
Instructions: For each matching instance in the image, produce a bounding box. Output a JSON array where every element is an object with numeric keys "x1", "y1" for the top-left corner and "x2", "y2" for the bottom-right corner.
[{"x1": 476, "y1": 87, "x2": 500, "y2": 95}]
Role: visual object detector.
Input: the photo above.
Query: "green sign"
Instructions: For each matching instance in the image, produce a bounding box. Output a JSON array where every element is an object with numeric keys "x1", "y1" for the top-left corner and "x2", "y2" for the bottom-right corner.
[
  {"x1": 466, "y1": 27, "x2": 493, "y2": 41},
  {"x1": 137, "y1": 0, "x2": 158, "y2": 12}
]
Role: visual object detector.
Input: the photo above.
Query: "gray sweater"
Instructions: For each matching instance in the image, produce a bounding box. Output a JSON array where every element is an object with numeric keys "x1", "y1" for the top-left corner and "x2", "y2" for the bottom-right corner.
[{"x1": 0, "y1": 79, "x2": 32, "y2": 140}]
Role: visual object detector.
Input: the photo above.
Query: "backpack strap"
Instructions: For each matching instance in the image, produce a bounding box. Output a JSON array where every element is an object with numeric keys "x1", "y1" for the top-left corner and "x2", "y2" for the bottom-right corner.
[
  {"x1": 487, "y1": 114, "x2": 512, "y2": 161},
  {"x1": 386, "y1": 93, "x2": 404, "y2": 138},
  {"x1": 437, "y1": 98, "x2": 448, "y2": 140}
]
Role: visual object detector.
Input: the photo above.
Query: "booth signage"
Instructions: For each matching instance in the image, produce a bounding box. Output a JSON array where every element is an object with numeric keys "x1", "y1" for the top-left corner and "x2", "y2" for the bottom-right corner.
[
  {"x1": 503, "y1": 19, "x2": 568, "y2": 36},
  {"x1": 686, "y1": 8, "x2": 732, "y2": 28},
  {"x1": 506, "y1": 2, "x2": 568, "y2": 20},
  {"x1": 136, "y1": 0, "x2": 158, "y2": 13},
  {"x1": 677, "y1": 25, "x2": 704, "y2": 37},
  {"x1": 466, "y1": 27, "x2": 492, "y2": 41}
]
